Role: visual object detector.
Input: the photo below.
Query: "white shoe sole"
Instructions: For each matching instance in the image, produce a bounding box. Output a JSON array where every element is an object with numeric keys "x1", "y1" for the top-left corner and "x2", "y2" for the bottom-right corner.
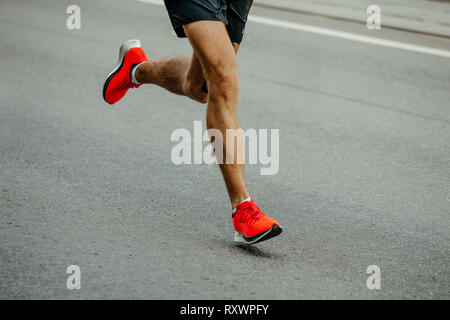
[{"x1": 234, "y1": 224, "x2": 283, "y2": 245}]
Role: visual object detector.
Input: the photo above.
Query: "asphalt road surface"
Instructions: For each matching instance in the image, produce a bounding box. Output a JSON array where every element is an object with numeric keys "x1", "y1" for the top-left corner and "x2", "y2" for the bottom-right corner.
[{"x1": 1, "y1": 0, "x2": 449, "y2": 299}]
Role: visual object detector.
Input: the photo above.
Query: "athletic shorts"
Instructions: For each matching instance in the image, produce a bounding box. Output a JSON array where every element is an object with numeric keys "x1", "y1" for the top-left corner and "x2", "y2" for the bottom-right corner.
[{"x1": 163, "y1": 0, "x2": 254, "y2": 44}]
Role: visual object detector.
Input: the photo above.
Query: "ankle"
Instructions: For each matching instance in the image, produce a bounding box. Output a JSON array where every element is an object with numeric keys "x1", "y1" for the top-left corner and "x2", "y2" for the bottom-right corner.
[
  {"x1": 133, "y1": 61, "x2": 152, "y2": 84},
  {"x1": 231, "y1": 195, "x2": 251, "y2": 209}
]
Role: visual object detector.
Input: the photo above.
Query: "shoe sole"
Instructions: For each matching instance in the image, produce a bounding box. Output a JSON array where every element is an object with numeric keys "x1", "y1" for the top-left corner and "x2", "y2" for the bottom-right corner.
[
  {"x1": 234, "y1": 224, "x2": 283, "y2": 245},
  {"x1": 102, "y1": 39, "x2": 141, "y2": 103}
]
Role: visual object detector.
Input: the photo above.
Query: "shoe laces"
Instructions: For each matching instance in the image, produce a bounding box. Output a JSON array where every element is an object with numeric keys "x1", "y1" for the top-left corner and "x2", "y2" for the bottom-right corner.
[
  {"x1": 236, "y1": 204, "x2": 264, "y2": 224},
  {"x1": 117, "y1": 79, "x2": 140, "y2": 91}
]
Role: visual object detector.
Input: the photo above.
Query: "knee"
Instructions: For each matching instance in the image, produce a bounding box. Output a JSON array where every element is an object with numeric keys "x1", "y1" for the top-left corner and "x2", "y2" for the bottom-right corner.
[{"x1": 206, "y1": 63, "x2": 239, "y2": 101}]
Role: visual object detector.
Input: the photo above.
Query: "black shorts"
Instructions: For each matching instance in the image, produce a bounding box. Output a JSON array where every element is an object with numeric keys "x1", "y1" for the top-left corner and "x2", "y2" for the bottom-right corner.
[{"x1": 163, "y1": 0, "x2": 254, "y2": 44}]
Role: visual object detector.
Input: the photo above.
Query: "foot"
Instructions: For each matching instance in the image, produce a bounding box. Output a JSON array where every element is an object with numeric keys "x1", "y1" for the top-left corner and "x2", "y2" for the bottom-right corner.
[
  {"x1": 103, "y1": 39, "x2": 148, "y2": 105},
  {"x1": 232, "y1": 198, "x2": 283, "y2": 245}
]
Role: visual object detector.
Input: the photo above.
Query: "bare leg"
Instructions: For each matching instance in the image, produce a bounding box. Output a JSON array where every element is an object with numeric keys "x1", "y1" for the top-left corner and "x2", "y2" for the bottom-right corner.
[
  {"x1": 183, "y1": 21, "x2": 249, "y2": 208},
  {"x1": 135, "y1": 54, "x2": 207, "y2": 103},
  {"x1": 134, "y1": 45, "x2": 239, "y2": 103}
]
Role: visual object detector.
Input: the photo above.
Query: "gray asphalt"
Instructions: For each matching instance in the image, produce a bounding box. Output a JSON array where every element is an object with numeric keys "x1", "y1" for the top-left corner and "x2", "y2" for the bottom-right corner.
[{"x1": 1, "y1": 0, "x2": 449, "y2": 299}]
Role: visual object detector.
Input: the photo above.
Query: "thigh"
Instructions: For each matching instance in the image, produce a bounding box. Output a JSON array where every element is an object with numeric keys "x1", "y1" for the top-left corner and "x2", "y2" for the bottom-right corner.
[
  {"x1": 183, "y1": 20, "x2": 237, "y2": 78},
  {"x1": 188, "y1": 40, "x2": 240, "y2": 95},
  {"x1": 164, "y1": 0, "x2": 228, "y2": 39}
]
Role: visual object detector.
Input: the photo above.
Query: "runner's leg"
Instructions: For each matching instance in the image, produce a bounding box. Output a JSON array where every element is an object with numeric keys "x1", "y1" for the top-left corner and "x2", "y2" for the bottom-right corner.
[
  {"x1": 134, "y1": 54, "x2": 207, "y2": 103},
  {"x1": 183, "y1": 20, "x2": 249, "y2": 208},
  {"x1": 134, "y1": 44, "x2": 239, "y2": 102}
]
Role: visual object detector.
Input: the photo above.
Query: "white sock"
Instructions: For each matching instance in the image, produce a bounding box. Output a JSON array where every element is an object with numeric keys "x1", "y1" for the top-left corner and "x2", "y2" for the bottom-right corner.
[
  {"x1": 232, "y1": 197, "x2": 251, "y2": 214},
  {"x1": 131, "y1": 62, "x2": 144, "y2": 85}
]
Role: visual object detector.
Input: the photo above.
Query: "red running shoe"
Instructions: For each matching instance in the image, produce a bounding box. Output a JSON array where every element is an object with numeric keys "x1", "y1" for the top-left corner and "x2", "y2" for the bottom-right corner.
[
  {"x1": 103, "y1": 39, "x2": 148, "y2": 105},
  {"x1": 232, "y1": 198, "x2": 282, "y2": 245}
]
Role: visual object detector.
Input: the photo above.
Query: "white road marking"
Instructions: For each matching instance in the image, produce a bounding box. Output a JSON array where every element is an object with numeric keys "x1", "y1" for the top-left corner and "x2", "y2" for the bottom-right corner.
[
  {"x1": 135, "y1": 0, "x2": 164, "y2": 5},
  {"x1": 134, "y1": 0, "x2": 450, "y2": 58}
]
